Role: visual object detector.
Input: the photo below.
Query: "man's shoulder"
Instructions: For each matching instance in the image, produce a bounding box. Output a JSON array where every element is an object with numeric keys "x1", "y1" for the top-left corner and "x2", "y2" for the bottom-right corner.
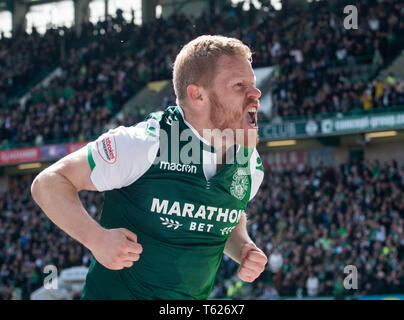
[
  {"x1": 144, "y1": 106, "x2": 181, "y2": 128},
  {"x1": 107, "y1": 106, "x2": 182, "y2": 151},
  {"x1": 249, "y1": 148, "x2": 264, "y2": 173},
  {"x1": 88, "y1": 117, "x2": 162, "y2": 192},
  {"x1": 245, "y1": 147, "x2": 264, "y2": 201},
  {"x1": 236, "y1": 146, "x2": 263, "y2": 170}
]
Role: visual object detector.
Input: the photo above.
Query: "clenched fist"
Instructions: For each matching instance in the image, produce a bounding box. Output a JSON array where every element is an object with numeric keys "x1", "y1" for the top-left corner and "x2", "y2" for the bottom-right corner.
[
  {"x1": 237, "y1": 243, "x2": 268, "y2": 282},
  {"x1": 89, "y1": 228, "x2": 143, "y2": 270}
]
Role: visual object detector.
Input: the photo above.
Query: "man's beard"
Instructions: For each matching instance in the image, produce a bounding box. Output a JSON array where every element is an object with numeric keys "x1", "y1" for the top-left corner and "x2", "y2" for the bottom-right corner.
[{"x1": 208, "y1": 90, "x2": 259, "y2": 149}]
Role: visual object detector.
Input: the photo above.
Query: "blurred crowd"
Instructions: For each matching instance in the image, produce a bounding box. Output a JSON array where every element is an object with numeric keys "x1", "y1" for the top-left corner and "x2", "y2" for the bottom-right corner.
[
  {"x1": 0, "y1": 174, "x2": 102, "y2": 300},
  {"x1": 1, "y1": 159, "x2": 403, "y2": 299},
  {"x1": 1, "y1": 0, "x2": 404, "y2": 148},
  {"x1": 269, "y1": 0, "x2": 404, "y2": 118},
  {"x1": 222, "y1": 159, "x2": 404, "y2": 299},
  {"x1": 0, "y1": 13, "x2": 152, "y2": 148},
  {"x1": 0, "y1": 28, "x2": 72, "y2": 104}
]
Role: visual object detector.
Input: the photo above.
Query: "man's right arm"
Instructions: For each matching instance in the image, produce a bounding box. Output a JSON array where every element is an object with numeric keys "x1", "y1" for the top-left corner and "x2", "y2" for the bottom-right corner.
[{"x1": 31, "y1": 145, "x2": 143, "y2": 270}]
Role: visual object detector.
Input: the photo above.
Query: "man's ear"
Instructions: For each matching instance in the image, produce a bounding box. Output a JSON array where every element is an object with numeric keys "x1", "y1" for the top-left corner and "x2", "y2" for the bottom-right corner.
[{"x1": 186, "y1": 84, "x2": 204, "y2": 105}]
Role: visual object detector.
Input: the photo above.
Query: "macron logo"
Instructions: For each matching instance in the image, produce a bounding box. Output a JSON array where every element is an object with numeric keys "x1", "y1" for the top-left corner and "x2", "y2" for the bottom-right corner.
[{"x1": 159, "y1": 161, "x2": 197, "y2": 174}]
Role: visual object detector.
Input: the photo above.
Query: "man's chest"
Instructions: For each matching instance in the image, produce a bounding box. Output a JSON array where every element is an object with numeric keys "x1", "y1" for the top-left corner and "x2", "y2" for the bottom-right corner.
[{"x1": 111, "y1": 164, "x2": 251, "y2": 243}]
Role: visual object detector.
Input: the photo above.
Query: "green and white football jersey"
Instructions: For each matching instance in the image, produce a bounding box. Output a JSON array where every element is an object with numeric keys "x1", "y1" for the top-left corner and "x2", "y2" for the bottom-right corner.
[{"x1": 81, "y1": 106, "x2": 264, "y2": 300}]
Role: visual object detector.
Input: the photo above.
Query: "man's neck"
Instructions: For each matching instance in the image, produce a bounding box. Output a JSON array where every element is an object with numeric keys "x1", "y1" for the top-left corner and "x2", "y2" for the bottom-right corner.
[
  {"x1": 217, "y1": 144, "x2": 237, "y2": 170},
  {"x1": 179, "y1": 105, "x2": 235, "y2": 169}
]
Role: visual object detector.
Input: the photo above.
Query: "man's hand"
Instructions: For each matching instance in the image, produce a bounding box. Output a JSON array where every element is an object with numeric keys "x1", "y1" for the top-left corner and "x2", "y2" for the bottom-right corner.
[
  {"x1": 237, "y1": 243, "x2": 268, "y2": 282},
  {"x1": 90, "y1": 228, "x2": 143, "y2": 270}
]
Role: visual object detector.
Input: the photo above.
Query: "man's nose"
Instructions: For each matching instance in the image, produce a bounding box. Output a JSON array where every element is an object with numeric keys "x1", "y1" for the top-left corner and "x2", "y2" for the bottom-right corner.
[{"x1": 247, "y1": 86, "x2": 262, "y2": 100}]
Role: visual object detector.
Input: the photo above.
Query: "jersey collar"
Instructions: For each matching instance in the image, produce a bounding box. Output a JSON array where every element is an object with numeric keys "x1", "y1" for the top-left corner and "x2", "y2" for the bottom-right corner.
[{"x1": 175, "y1": 105, "x2": 214, "y2": 152}]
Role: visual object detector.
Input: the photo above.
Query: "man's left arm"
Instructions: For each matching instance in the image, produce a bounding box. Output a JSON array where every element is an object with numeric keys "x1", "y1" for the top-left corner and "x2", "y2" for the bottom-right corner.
[{"x1": 224, "y1": 212, "x2": 267, "y2": 282}]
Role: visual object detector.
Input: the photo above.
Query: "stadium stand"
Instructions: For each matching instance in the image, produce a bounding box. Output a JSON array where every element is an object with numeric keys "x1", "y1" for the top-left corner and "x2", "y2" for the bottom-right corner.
[
  {"x1": 1, "y1": 1, "x2": 404, "y2": 150},
  {"x1": 0, "y1": 0, "x2": 404, "y2": 300},
  {"x1": 0, "y1": 173, "x2": 102, "y2": 299},
  {"x1": 1, "y1": 159, "x2": 403, "y2": 299}
]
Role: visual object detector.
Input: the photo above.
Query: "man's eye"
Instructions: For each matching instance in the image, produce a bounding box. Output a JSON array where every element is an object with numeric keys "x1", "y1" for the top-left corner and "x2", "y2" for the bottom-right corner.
[{"x1": 235, "y1": 83, "x2": 244, "y2": 87}]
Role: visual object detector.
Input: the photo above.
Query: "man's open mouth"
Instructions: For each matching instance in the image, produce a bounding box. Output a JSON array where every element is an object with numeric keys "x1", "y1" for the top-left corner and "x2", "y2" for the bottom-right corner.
[{"x1": 246, "y1": 106, "x2": 258, "y2": 129}]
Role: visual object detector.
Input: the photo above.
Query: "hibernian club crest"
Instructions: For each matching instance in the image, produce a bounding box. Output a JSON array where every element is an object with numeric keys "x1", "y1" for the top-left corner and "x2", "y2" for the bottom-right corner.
[{"x1": 230, "y1": 168, "x2": 249, "y2": 200}]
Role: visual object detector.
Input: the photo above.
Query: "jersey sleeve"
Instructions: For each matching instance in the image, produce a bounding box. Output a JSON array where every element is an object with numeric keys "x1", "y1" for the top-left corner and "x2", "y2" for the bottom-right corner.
[
  {"x1": 87, "y1": 118, "x2": 160, "y2": 192},
  {"x1": 249, "y1": 148, "x2": 264, "y2": 201}
]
